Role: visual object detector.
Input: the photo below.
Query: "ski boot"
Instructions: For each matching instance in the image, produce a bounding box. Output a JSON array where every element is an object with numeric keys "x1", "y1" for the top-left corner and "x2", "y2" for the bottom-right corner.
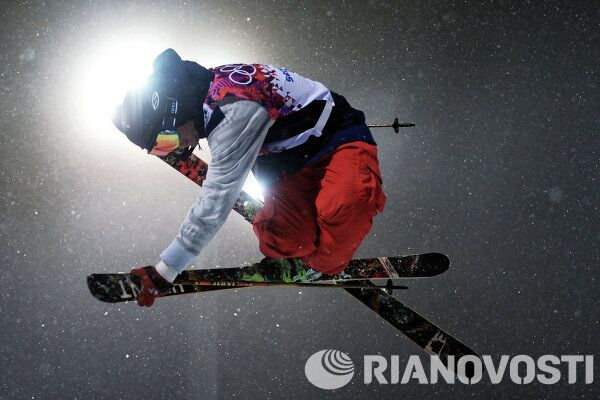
[{"x1": 241, "y1": 258, "x2": 321, "y2": 283}]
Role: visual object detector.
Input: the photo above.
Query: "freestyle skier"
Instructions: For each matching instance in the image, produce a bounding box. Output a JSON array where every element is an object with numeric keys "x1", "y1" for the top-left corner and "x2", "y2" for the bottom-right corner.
[{"x1": 112, "y1": 49, "x2": 387, "y2": 306}]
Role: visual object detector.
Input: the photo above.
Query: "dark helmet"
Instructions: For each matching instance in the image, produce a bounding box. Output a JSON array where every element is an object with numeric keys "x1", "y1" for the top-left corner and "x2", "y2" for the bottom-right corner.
[{"x1": 112, "y1": 48, "x2": 214, "y2": 151}]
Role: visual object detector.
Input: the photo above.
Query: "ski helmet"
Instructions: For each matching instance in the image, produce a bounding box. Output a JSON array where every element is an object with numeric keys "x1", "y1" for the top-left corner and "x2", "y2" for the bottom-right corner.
[{"x1": 112, "y1": 48, "x2": 213, "y2": 152}]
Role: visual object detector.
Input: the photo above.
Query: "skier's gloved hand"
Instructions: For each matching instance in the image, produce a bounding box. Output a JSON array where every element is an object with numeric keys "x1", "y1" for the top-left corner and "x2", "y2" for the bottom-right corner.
[{"x1": 130, "y1": 266, "x2": 173, "y2": 307}]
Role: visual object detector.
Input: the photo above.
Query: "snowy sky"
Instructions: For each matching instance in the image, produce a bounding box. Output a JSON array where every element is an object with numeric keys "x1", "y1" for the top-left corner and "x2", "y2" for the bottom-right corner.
[{"x1": 0, "y1": 1, "x2": 599, "y2": 398}]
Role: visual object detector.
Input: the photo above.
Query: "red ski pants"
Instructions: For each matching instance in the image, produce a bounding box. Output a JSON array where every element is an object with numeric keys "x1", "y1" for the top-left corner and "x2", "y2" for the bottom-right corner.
[{"x1": 252, "y1": 141, "x2": 387, "y2": 274}]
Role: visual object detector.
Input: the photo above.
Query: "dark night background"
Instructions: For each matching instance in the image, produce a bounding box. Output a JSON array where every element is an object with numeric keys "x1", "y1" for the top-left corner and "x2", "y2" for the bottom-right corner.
[{"x1": 1, "y1": 1, "x2": 599, "y2": 399}]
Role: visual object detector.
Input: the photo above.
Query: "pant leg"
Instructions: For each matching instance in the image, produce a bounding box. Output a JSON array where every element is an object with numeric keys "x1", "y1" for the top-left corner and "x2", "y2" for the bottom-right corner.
[
  {"x1": 300, "y1": 142, "x2": 386, "y2": 274},
  {"x1": 252, "y1": 167, "x2": 320, "y2": 258}
]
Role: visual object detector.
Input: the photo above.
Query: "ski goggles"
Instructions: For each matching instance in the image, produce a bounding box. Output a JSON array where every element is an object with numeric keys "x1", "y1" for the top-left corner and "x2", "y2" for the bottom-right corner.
[
  {"x1": 150, "y1": 129, "x2": 179, "y2": 156},
  {"x1": 149, "y1": 96, "x2": 180, "y2": 156}
]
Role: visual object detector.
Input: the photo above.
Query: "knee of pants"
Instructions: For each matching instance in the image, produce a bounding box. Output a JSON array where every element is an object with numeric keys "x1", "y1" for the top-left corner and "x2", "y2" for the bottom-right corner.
[
  {"x1": 254, "y1": 225, "x2": 317, "y2": 258},
  {"x1": 253, "y1": 207, "x2": 317, "y2": 258}
]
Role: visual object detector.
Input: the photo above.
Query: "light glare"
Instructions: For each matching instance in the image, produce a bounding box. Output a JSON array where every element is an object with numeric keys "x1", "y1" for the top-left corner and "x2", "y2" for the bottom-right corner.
[{"x1": 77, "y1": 37, "x2": 166, "y2": 144}]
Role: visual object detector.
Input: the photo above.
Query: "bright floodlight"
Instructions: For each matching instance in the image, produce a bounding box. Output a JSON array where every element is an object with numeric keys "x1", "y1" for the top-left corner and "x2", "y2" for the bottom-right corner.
[{"x1": 78, "y1": 38, "x2": 165, "y2": 143}]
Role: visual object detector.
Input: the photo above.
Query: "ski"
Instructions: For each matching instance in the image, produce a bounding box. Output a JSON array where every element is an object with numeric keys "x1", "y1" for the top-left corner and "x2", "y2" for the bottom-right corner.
[
  {"x1": 346, "y1": 282, "x2": 478, "y2": 376},
  {"x1": 87, "y1": 252, "x2": 447, "y2": 303},
  {"x1": 87, "y1": 273, "x2": 407, "y2": 304},
  {"x1": 177, "y1": 252, "x2": 448, "y2": 284}
]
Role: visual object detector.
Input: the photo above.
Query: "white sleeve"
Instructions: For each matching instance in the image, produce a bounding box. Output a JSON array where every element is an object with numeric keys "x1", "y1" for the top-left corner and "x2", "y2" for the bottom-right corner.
[{"x1": 159, "y1": 101, "x2": 272, "y2": 273}]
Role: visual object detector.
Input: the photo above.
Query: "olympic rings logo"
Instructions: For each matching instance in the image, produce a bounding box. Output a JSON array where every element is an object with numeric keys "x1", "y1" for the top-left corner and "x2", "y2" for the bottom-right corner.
[{"x1": 217, "y1": 64, "x2": 257, "y2": 85}]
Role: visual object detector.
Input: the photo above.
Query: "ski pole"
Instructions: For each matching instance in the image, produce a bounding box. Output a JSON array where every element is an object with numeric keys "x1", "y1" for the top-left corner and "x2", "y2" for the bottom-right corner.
[{"x1": 367, "y1": 117, "x2": 415, "y2": 133}]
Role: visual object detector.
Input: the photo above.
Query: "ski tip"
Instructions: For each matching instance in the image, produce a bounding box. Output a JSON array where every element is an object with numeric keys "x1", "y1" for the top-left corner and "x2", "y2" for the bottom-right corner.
[
  {"x1": 86, "y1": 273, "x2": 133, "y2": 303},
  {"x1": 86, "y1": 274, "x2": 114, "y2": 303},
  {"x1": 86, "y1": 274, "x2": 105, "y2": 302},
  {"x1": 428, "y1": 252, "x2": 450, "y2": 268},
  {"x1": 86, "y1": 274, "x2": 97, "y2": 291},
  {"x1": 417, "y1": 252, "x2": 450, "y2": 275}
]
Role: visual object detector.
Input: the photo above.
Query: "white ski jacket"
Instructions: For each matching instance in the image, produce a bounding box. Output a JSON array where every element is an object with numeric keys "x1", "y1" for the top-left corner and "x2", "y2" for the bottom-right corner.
[{"x1": 158, "y1": 100, "x2": 273, "y2": 276}]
